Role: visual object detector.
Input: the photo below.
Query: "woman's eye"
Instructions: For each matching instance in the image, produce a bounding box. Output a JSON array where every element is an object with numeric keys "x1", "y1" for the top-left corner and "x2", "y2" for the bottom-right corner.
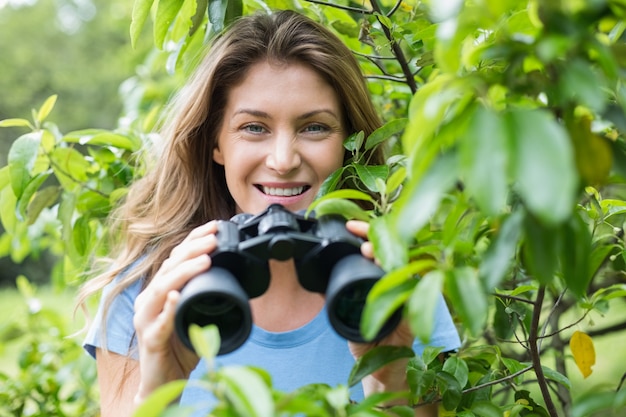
[
  {"x1": 242, "y1": 124, "x2": 265, "y2": 134},
  {"x1": 303, "y1": 124, "x2": 329, "y2": 133}
]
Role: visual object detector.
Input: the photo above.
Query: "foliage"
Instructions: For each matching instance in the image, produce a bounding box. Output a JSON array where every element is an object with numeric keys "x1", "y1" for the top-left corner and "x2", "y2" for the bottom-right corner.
[
  {"x1": 2, "y1": 0, "x2": 626, "y2": 416},
  {"x1": 0, "y1": 276, "x2": 99, "y2": 416}
]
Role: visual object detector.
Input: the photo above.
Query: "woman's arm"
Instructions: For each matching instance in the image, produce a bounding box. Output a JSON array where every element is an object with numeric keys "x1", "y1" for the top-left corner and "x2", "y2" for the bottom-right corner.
[{"x1": 96, "y1": 348, "x2": 141, "y2": 417}]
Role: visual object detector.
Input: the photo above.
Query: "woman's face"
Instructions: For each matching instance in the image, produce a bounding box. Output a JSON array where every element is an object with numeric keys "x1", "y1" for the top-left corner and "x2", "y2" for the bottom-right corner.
[{"x1": 213, "y1": 60, "x2": 347, "y2": 214}]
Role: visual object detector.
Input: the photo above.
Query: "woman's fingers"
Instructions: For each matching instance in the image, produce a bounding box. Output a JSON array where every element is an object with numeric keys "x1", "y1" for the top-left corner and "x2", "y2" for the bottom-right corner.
[
  {"x1": 345, "y1": 219, "x2": 369, "y2": 238},
  {"x1": 134, "y1": 221, "x2": 219, "y2": 328},
  {"x1": 345, "y1": 220, "x2": 376, "y2": 261}
]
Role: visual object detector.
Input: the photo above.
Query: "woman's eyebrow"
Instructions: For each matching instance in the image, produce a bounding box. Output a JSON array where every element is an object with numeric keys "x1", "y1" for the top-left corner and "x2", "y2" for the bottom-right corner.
[
  {"x1": 297, "y1": 109, "x2": 341, "y2": 121},
  {"x1": 233, "y1": 109, "x2": 271, "y2": 118},
  {"x1": 232, "y1": 108, "x2": 341, "y2": 120}
]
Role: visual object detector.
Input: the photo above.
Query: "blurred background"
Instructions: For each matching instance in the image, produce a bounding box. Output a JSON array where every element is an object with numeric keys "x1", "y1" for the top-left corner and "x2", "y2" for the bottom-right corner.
[{"x1": 0, "y1": 0, "x2": 150, "y2": 286}]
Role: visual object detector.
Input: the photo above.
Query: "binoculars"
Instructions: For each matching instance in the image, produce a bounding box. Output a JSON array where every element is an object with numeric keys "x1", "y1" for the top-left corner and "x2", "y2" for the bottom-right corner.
[{"x1": 175, "y1": 204, "x2": 402, "y2": 355}]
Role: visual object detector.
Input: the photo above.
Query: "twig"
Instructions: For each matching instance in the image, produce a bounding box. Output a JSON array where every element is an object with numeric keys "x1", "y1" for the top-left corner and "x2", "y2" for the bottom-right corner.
[
  {"x1": 386, "y1": 0, "x2": 403, "y2": 18},
  {"x1": 493, "y1": 293, "x2": 536, "y2": 305},
  {"x1": 369, "y1": 0, "x2": 418, "y2": 93},
  {"x1": 462, "y1": 366, "x2": 534, "y2": 395},
  {"x1": 528, "y1": 286, "x2": 559, "y2": 417},
  {"x1": 539, "y1": 288, "x2": 566, "y2": 350},
  {"x1": 364, "y1": 74, "x2": 411, "y2": 83},
  {"x1": 302, "y1": 0, "x2": 373, "y2": 14}
]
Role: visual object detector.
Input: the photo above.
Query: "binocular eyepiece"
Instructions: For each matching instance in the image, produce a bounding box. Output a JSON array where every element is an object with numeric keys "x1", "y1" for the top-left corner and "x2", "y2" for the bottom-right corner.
[{"x1": 174, "y1": 204, "x2": 402, "y2": 355}]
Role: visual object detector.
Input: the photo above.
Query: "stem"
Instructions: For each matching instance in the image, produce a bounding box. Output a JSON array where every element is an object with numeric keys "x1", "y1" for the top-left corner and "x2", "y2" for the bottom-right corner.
[
  {"x1": 528, "y1": 286, "x2": 559, "y2": 417},
  {"x1": 369, "y1": 0, "x2": 418, "y2": 93},
  {"x1": 303, "y1": 0, "x2": 373, "y2": 14},
  {"x1": 462, "y1": 366, "x2": 533, "y2": 395},
  {"x1": 548, "y1": 302, "x2": 572, "y2": 414}
]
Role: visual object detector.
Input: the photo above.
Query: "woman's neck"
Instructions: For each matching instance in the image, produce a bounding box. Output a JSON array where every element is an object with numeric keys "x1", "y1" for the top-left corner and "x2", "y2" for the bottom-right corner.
[{"x1": 249, "y1": 259, "x2": 325, "y2": 332}]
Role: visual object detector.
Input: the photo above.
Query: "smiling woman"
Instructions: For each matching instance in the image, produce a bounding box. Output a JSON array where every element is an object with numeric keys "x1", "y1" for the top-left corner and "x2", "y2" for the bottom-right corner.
[
  {"x1": 213, "y1": 60, "x2": 346, "y2": 214},
  {"x1": 78, "y1": 9, "x2": 460, "y2": 417}
]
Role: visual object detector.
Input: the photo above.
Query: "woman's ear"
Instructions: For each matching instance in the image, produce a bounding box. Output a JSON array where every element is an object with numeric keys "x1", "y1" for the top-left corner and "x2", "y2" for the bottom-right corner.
[{"x1": 213, "y1": 147, "x2": 225, "y2": 165}]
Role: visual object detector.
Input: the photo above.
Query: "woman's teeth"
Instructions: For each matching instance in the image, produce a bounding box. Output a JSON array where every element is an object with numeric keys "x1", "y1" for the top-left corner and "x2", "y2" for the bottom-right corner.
[{"x1": 262, "y1": 186, "x2": 305, "y2": 196}]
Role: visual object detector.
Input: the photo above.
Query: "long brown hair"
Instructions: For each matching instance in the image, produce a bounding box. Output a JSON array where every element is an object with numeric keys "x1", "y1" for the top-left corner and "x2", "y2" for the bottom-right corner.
[{"x1": 79, "y1": 9, "x2": 384, "y2": 320}]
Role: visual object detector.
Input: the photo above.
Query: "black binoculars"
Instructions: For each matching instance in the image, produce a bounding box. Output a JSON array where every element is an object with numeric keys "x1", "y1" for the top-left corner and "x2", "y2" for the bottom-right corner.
[{"x1": 174, "y1": 204, "x2": 402, "y2": 355}]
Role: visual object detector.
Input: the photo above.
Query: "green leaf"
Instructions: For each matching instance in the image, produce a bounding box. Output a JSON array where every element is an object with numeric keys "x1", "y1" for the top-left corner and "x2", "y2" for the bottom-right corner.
[
  {"x1": 58, "y1": 191, "x2": 77, "y2": 253},
  {"x1": 354, "y1": 164, "x2": 389, "y2": 192},
  {"x1": 407, "y1": 367, "x2": 437, "y2": 403},
  {"x1": 521, "y1": 214, "x2": 559, "y2": 285},
  {"x1": 365, "y1": 118, "x2": 407, "y2": 151},
  {"x1": 308, "y1": 198, "x2": 369, "y2": 221},
  {"x1": 26, "y1": 186, "x2": 61, "y2": 225},
  {"x1": 362, "y1": 276, "x2": 414, "y2": 342},
  {"x1": 540, "y1": 365, "x2": 571, "y2": 390},
  {"x1": 501, "y1": 357, "x2": 529, "y2": 385},
  {"x1": 392, "y1": 152, "x2": 458, "y2": 243},
  {"x1": 386, "y1": 166, "x2": 406, "y2": 196},
  {"x1": 445, "y1": 267, "x2": 487, "y2": 336},
  {"x1": 479, "y1": 209, "x2": 524, "y2": 290},
  {"x1": 344, "y1": 131, "x2": 364, "y2": 153},
  {"x1": 559, "y1": 59, "x2": 608, "y2": 112},
  {"x1": 64, "y1": 129, "x2": 140, "y2": 151},
  {"x1": 369, "y1": 215, "x2": 408, "y2": 272},
  {"x1": 72, "y1": 215, "x2": 92, "y2": 257},
  {"x1": 0, "y1": 118, "x2": 32, "y2": 128},
  {"x1": 16, "y1": 172, "x2": 50, "y2": 222},
  {"x1": 219, "y1": 365, "x2": 274, "y2": 417},
  {"x1": 442, "y1": 356, "x2": 469, "y2": 388},
  {"x1": 460, "y1": 105, "x2": 510, "y2": 216},
  {"x1": 8, "y1": 131, "x2": 42, "y2": 199},
  {"x1": 436, "y1": 371, "x2": 463, "y2": 410},
  {"x1": 51, "y1": 147, "x2": 91, "y2": 190},
  {"x1": 131, "y1": 0, "x2": 156, "y2": 48},
  {"x1": 208, "y1": 0, "x2": 241, "y2": 34},
  {"x1": 189, "y1": 324, "x2": 220, "y2": 365},
  {"x1": 402, "y1": 74, "x2": 466, "y2": 156},
  {"x1": 471, "y1": 401, "x2": 504, "y2": 417},
  {"x1": 0, "y1": 166, "x2": 10, "y2": 191},
  {"x1": 131, "y1": 380, "x2": 187, "y2": 417},
  {"x1": 36, "y1": 95, "x2": 57, "y2": 123},
  {"x1": 317, "y1": 167, "x2": 345, "y2": 197},
  {"x1": 407, "y1": 269, "x2": 444, "y2": 344},
  {"x1": 507, "y1": 109, "x2": 577, "y2": 225},
  {"x1": 559, "y1": 213, "x2": 592, "y2": 297},
  {"x1": 0, "y1": 187, "x2": 18, "y2": 234},
  {"x1": 154, "y1": 0, "x2": 184, "y2": 49},
  {"x1": 348, "y1": 345, "x2": 415, "y2": 387},
  {"x1": 189, "y1": 0, "x2": 208, "y2": 36}
]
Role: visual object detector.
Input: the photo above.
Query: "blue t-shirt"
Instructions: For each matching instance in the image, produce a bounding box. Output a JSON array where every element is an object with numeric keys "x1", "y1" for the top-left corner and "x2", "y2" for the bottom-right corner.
[{"x1": 84, "y1": 276, "x2": 461, "y2": 415}]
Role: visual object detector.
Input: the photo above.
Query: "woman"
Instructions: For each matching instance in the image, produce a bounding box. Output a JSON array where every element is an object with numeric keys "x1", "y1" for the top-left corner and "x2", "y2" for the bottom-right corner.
[{"x1": 82, "y1": 10, "x2": 461, "y2": 417}]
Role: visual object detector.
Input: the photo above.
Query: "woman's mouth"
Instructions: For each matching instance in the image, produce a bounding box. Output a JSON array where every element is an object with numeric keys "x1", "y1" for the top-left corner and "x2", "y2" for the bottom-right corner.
[{"x1": 256, "y1": 185, "x2": 310, "y2": 196}]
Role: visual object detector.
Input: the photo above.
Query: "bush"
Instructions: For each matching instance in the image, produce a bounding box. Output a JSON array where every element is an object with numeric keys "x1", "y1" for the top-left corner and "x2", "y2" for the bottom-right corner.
[{"x1": 0, "y1": 277, "x2": 98, "y2": 417}]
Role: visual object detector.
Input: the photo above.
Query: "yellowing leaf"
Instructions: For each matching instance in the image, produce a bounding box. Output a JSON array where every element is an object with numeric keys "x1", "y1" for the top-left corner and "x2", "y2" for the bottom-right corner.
[{"x1": 570, "y1": 330, "x2": 595, "y2": 378}]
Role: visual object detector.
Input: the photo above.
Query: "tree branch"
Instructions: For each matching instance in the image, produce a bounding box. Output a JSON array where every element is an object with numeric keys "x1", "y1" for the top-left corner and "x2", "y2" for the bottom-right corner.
[
  {"x1": 463, "y1": 366, "x2": 534, "y2": 395},
  {"x1": 528, "y1": 286, "x2": 559, "y2": 417},
  {"x1": 302, "y1": 0, "x2": 373, "y2": 14},
  {"x1": 369, "y1": 0, "x2": 418, "y2": 93}
]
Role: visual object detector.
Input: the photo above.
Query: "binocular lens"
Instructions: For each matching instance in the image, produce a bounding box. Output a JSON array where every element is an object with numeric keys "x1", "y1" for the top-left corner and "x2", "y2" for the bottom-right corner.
[
  {"x1": 175, "y1": 268, "x2": 252, "y2": 355},
  {"x1": 333, "y1": 280, "x2": 372, "y2": 331},
  {"x1": 326, "y1": 254, "x2": 402, "y2": 343}
]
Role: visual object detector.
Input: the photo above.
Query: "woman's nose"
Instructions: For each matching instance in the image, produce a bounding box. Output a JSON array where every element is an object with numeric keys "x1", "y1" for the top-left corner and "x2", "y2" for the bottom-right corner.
[{"x1": 266, "y1": 134, "x2": 301, "y2": 175}]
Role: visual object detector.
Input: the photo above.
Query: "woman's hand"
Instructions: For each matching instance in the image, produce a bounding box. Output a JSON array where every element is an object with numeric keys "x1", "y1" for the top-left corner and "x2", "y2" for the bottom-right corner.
[
  {"x1": 344, "y1": 220, "x2": 416, "y2": 395},
  {"x1": 131, "y1": 221, "x2": 219, "y2": 405}
]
